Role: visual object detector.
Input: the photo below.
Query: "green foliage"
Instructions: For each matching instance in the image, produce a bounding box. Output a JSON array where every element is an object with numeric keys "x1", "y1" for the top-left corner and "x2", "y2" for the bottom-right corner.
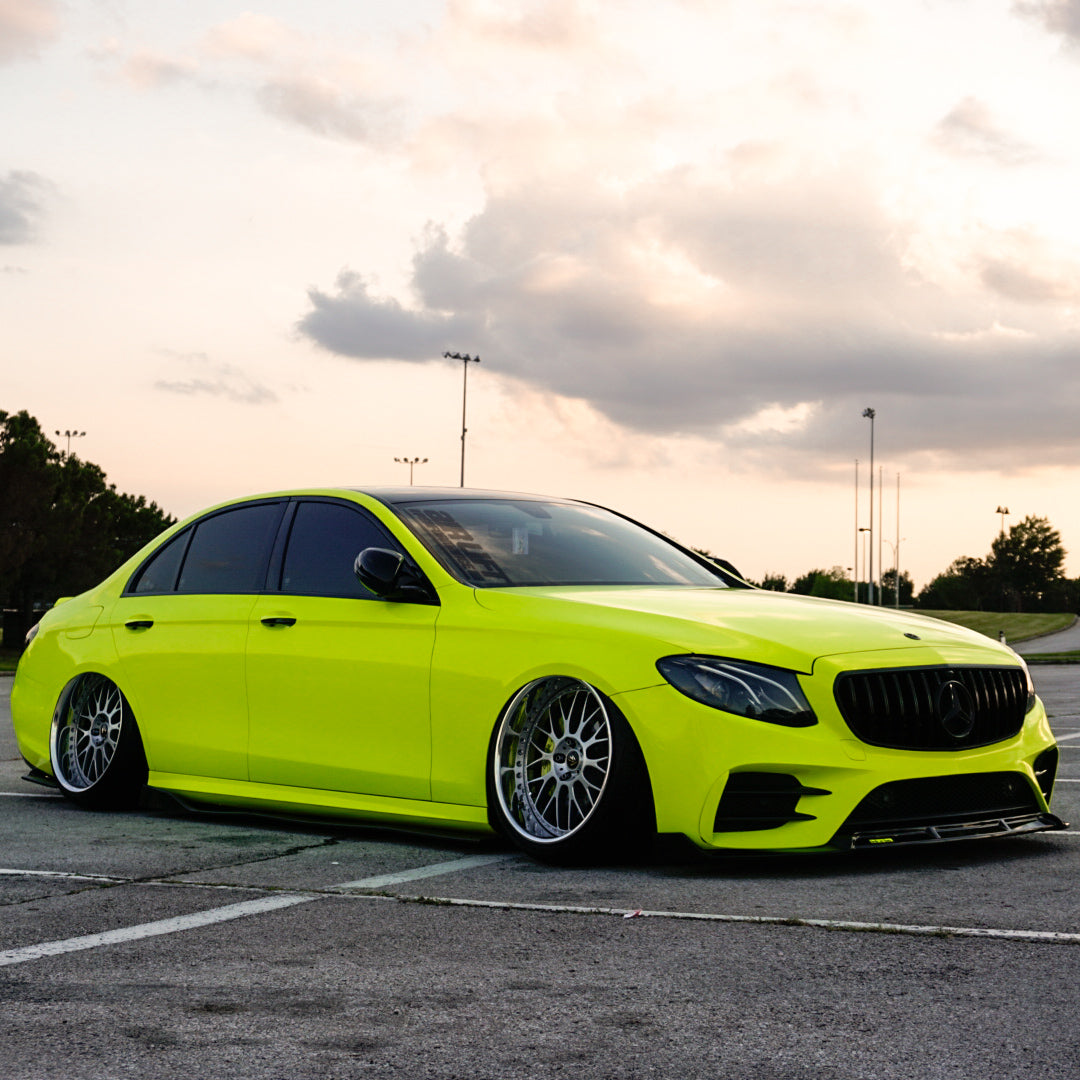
[
  {"x1": 790, "y1": 565, "x2": 853, "y2": 601},
  {"x1": 917, "y1": 516, "x2": 1075, "y2": 613},
  {"x1": 917, "y1": 556, "x2": 991, "y2": 611},
  {"x1": 0, "y1": 409, "x2": 175, "y2": 643},
  {"x1": 988, "y1": 515, "x2": 1068, "y2": 611},
  {"x1": 758, "y1": 573, "x2": 788, "y2": 592},
  {"x1": 879, "y1": 568, "x2": 914, "y2": 607}
]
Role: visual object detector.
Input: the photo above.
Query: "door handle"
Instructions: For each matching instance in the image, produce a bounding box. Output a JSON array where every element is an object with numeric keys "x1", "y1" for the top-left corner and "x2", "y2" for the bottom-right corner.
[
  {"x1": 125, "y1": 620, "x2": 154, "y2": 630},
  {"x1": 260, "y1": 616, "x2": 297, "y2": 628}
]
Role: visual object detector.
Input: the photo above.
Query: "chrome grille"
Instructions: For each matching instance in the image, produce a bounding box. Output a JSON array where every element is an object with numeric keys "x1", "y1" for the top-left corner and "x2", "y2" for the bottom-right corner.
[{"x1": 833, "y1": 665, "x2": 1027, "y2": 750}]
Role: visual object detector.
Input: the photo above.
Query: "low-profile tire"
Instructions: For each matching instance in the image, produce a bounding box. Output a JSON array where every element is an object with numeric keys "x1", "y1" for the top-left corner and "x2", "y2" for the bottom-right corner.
[
  {"x1": 50, "y1": 674, "x2": 148, "y2": 810},
  {"x1": 488, "y1": 676, "x2": 654, "y2": 864}
]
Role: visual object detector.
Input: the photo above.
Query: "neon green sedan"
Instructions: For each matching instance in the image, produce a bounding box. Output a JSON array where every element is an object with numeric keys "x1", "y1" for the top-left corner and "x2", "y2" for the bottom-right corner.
[{"x1": 10, "y1": 487, "x2": 1064, "y2": 862}]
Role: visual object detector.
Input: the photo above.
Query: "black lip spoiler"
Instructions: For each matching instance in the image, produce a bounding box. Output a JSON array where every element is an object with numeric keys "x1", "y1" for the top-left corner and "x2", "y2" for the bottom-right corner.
[{"x1": 836, "y1": 812, "x2": 1067, "y2": 850}]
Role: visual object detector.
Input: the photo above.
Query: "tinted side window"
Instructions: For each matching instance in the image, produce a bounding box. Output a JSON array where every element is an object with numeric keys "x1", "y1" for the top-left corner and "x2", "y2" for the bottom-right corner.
[
  {"x1": 177, "y1": 503, "x2": 284, "y2": 594},
  {"x1": 280, "y1": 501, "x2": 394, "y2": 599},
  {"x1": 129, "y1": 530, "x2": 189, "y2": 594}
]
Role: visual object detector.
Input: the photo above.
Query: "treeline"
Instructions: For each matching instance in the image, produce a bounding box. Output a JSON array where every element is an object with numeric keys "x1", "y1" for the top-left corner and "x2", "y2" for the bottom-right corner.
[
  {"x1": 752, "y1": 515, "x2": 1076, "y2": 612},
  {"x1": 1, "y1": 409, "x2": 175, "y2": 646}
]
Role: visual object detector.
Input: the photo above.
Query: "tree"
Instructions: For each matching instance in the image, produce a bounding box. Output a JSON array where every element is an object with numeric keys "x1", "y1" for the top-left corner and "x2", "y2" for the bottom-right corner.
[
  {"x1": 0, "y1": 410, "x2": 175, "y2": 645},
  {"x1": 917, "y1": 556, "x2": 991, "y2": 610},
  {"x1": 987, "y1": 515, "x2": 1067, "y2": 612},
  {"x1": 790, "y1": 566, "x2": 852, "y2": 601},
  {"x1": 758, "y1": 573, "x2": 788, "y2": 592},
  {"x1": 880, "y1": 568, "x2": 915, "y2": 607},
  {"x1": 917, "y1": 516, "x2": 1073, "y2": 612}
]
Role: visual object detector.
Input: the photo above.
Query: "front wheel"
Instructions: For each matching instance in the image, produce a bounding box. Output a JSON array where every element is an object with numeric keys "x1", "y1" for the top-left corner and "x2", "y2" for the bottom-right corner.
[
  {"x1": 50, "y1": 674, "x2": 148, "y2": 809},
  {"x1": 488, "y1": 676, "x2": 653, "y2": 864}
]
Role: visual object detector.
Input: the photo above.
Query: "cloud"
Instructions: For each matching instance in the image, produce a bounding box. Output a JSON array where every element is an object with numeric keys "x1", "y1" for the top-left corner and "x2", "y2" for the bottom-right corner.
[
  {"x1": 0, "y1": 171, "x2": 53, "y2": 244},
  {"x1": 154, "y1": 353, "x2": 278, "y2": 405},
  {"x1": 121, "y1": 50, "x2": 200, "y2": 90},
  {"x1": 0, "y1": 0, "x2": 59, "y2": 63},
  {"x1": 257, "y1": 77, "x2": 398, "y2": 144},
  {"x1": 297, "y1": 159, "x2": 1080, "y2": 472},
  {"x1": 932, "y1": 97, "x2": 1043, "y2": 166},
  {"x1": 975, "y1": 228, "x2": 1080, "y2": 303},
  {"x1": 299, "y1": 269, "x2": 480, "y2": 360},
  {"x1": 445, "y1": 0, "x2": 598, "y2": 50},
  {"x1": 201, "y1": 13, "x2": 297, "y2": 62},
  {"x1": 1013, "y1": 0, "x2": 1080, "y2": 42}
]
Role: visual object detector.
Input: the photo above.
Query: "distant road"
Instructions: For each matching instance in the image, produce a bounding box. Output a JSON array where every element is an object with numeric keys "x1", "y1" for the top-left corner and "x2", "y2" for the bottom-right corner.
[{"x1": 1013, "y1": 618, "x2": 1080, "y2": 655}]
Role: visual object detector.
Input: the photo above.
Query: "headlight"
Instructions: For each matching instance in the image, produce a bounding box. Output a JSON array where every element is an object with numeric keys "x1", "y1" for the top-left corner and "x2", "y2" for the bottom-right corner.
[
  {"x1": 657, "y1": 655, "x2": 817, "y2": 727},
  {"x1": 24, "y1": 622, "x2": 39, "y2": 647}
]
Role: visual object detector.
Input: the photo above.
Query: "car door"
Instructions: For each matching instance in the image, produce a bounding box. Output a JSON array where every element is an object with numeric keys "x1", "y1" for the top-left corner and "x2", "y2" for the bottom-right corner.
[
  {"x1": 245, "y1": 498, "x2": 439, "y2": 800},
  {"x1": 110, "y1": 500, "x2": 286, "y2": 780}
]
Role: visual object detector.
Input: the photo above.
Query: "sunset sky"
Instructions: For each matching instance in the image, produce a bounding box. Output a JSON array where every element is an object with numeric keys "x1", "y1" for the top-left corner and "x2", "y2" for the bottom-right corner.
[{"x1": 4, "y1": 0, "x2": 1080, "y2": 590}]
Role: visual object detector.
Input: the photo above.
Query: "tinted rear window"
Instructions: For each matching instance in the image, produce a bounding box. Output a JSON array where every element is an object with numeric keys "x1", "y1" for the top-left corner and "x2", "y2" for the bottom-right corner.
[{"x1": 177, "y1": 503, "x2": 284, "y2": 594}]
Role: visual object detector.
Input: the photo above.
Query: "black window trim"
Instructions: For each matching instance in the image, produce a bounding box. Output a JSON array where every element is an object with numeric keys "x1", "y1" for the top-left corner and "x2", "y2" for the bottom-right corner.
[
  {"x1": 122, "y1": 498, "x2": 289, "y2": 597},
  {"x1": 270, "y1": 495, "x2": 427, "y2": 601},
  {"x1": 125, "y1": 494, "x2": 439, "y2": 604}
]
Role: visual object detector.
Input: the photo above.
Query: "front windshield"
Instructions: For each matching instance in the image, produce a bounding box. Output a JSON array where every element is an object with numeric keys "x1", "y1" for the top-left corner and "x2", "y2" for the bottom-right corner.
[{"x1": 394, "y1": 499, "x2": 734, "y2": 588}]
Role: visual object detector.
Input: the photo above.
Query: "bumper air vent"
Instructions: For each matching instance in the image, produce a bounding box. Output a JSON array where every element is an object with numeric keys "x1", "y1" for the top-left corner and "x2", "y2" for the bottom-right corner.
[
  {"x1": 713, "y1": 772, "x2": 830, "y2": 833},
  {"x1": 1033, "y1": 746, "x2": 1059, "y2": 804}
]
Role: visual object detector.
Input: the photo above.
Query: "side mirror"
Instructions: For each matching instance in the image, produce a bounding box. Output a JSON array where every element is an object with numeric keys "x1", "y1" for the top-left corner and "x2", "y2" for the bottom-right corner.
[{"x1": 354, "y1": 548, "x2": 437, "y2": 604}]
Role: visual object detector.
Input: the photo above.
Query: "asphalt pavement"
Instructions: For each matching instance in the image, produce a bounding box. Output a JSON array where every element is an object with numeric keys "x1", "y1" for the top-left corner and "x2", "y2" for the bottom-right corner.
[
  {"x1": 2, "y1": 671, "x2": 1079, "y2": 1079},
  {"x1": 1013, "y1": 618, "x2": 1080, "y2": 655}
]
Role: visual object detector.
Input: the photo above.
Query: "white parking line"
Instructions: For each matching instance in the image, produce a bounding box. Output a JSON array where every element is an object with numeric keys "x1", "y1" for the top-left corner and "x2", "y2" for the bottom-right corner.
[
  {"x1": 0, "y1": 868, "x2": 127, "y2": 882},
  {"x1": 395, "y1": 895, "x2": 1080, "y2": 945},
  {"x1": 0, "y1": 854, "x2": 514, "y2": 967},
  {"x1": 0, "y1": 894, "x2": 315, "y2": 967},
  {"x1": 0, "y1": 792, "x2": 62, "y2": 798},
  {"x1": 334, "y1": 854, "x2": 512, "y2": 890}
]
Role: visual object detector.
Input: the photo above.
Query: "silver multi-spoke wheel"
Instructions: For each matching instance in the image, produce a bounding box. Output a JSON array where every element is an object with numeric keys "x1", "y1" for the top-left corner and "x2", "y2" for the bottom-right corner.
[
  {"x1": 494, "y1": 677, "x2": 614, "y2": 844},
  {"x1": 50, "y1": 674, "x2": 147, "y2": 807}
]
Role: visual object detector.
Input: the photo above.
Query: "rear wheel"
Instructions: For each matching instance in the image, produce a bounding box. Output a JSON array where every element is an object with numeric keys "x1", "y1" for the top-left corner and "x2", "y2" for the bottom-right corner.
[
  {"x1": 50, "y1": 674, "x2": 148, "y2": 809},
  {"x1": 489, "y1": 676, "x2": 653, "y2": 864}
]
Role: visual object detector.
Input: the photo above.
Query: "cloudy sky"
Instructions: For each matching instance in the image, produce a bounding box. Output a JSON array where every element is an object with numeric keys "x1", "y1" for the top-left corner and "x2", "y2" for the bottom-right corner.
[{"x1": 4, "y1": 0, "x2": 1080, "y2": 589}]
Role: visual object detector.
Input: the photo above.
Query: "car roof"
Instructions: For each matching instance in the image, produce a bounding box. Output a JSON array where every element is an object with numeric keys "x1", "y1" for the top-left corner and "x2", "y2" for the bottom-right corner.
[{"x1": 351, "y1": 486, "x2": 579, "y2": 507}]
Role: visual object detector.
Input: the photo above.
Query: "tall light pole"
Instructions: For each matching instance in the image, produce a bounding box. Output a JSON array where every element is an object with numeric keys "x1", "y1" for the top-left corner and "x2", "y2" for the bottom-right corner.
[
  {"x1": 895, "y1": 472, "x2": 901, "y2": 608},
  {"x1": 878, "y1": 464, "x2": 884, "y2": 606},
  {"x1": 444, "y1": 351, "x2": 480, "y2": 487},
  {"x1": 862, "y1": 407, "x2": 876, "y2": 605},
  {"x1": 996, "y1": 505, "x2": 1010, "y2": 538},
  {"x1": 853, "y1": 459, "x2": 860, "y2": 603},
  {"x1": 883, "y1": 538, "x2": 904, "y2": 608},
  {"x1": 54, "y1": 429, "x2": 86, "y2": 457},
  {"x1": 394, "y1": 456, "x2": 427, "y2": 485},
  {"x1": 859, "y1": 527, "x2": 871, "y2": 604}
]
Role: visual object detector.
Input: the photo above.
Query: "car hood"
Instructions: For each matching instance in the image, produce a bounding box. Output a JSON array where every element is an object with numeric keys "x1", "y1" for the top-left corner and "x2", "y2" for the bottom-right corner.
[{"x1": 472, "y1": 585, "x2": 1016, "y2": 673}]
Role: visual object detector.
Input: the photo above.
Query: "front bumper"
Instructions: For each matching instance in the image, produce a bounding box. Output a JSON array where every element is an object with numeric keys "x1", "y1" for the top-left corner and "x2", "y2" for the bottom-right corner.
[{"x1": 618, "y1": 679, "x2": 1063, "y2": 852}]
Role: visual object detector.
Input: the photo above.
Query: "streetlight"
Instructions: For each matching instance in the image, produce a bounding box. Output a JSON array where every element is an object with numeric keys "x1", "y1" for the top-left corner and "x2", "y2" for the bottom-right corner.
[
  {"x1": 883, "y1": 538, "x2": 905, "y2": 608},
  {"x1": 862, "y1": 407, "x2": 876, "y2": 604},
  {"x1": 858, "y1": 527, "x2": 871, "y2": 604},
  {"x1": 394, "y1": 456, "x2": 428, "y2": 485},
  {"x1": 995, "y1": 505, "x2": 1010, "y2": 538},
  {"x1": 853, "y1": 459, "x2": 859, "y2": 604},
  {"x1": 54, "y1": 429, "x2": 86, "y2": 457},
  {"x1": 444, "y1": 351, "x2": 480, "y2": 487}
]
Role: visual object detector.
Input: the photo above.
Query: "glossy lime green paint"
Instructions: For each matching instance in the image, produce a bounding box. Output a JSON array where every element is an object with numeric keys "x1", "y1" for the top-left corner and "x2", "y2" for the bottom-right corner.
[{"x1": 10, "y1": 487, "x2": 1059, "y2": 851}]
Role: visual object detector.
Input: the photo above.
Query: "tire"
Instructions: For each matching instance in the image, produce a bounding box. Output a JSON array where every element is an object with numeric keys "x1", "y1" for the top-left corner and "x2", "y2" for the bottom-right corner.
[
  {"x1": 50, "y1": 674, "x2": 148, "y2": 810},
  {"x1": 488, "y1": 676, "x2": 654, "y2": 864}
]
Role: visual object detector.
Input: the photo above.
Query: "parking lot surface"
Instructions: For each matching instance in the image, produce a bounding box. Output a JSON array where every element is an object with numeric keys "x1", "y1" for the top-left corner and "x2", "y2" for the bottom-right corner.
[{"x1": 2, "y1": 668, "x2": 1079, "y2": 1079}]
